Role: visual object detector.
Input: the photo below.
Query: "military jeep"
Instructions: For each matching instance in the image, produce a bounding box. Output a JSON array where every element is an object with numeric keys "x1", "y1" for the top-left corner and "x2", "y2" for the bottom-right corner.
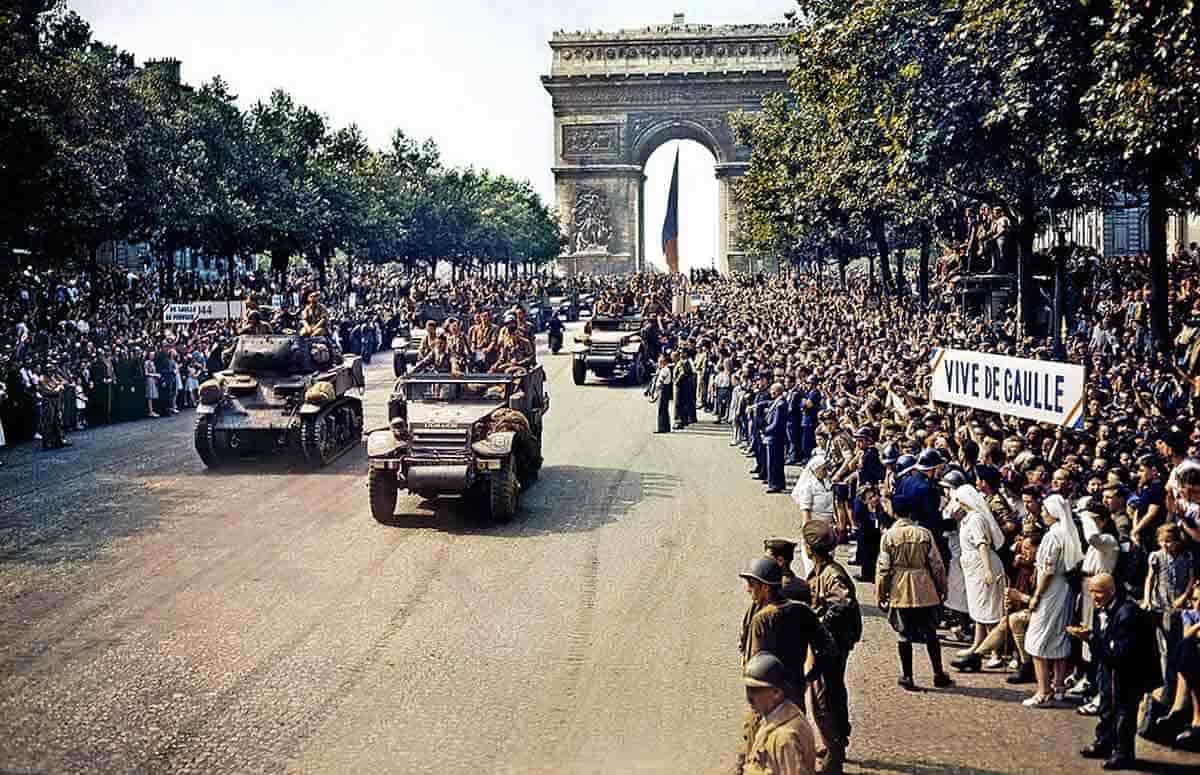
[
  {"x1": 570, "y1": 314, "x2": 649, "y2": 386},
  {"x1": 365, "y1": 365, "x2": 549, "y2": 523}
]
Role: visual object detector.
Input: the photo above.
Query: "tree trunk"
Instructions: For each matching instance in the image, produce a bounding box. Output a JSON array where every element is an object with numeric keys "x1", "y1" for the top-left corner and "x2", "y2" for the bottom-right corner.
[
  {"x1": 870, "y1": 211, "x2": 893, "y2": 293},
  {"x1": 1016, "y1": 184, "x2": 1037, "y2": 337},
  {"x1": 919, "y1": 226, "x2": 931, "y2": 307},
  {"x1": 894, "y1": 247, "x2": 905, "y2": 296},
  {"x1": 1148, "y1": 159, "x2": 1171, "y2": 353},
  {"x1": 87, "y1": 241, "x2": 102, "y2": 315},
  {"x1": 227, "y1": 255, "x2": 236, "y2": 301}
]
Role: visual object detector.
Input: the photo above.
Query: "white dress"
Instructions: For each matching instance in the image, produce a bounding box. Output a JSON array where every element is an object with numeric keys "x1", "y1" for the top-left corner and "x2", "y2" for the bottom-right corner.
[
  {"x1": 945, "y1": 527, "x2": 969, "y2": 614},
  {"x1": 1024, "y1": 530, "x2": 1072, "y2": 659},
  {"x1": 959, "y1": 511, "x2": 1006, "y2": 624}
]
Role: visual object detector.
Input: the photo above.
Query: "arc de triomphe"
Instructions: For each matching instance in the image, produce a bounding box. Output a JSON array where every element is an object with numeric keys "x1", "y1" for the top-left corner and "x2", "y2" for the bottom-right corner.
[{"x1": 542, "y1": 18, "x2": 792, "y2": 276}]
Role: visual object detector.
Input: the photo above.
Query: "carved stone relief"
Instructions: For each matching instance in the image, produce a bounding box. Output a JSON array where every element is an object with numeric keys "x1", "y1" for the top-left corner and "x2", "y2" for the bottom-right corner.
[
  {"x1": 571, "y1": 187, "x2": 613, "y2": 254},
  {"x1": 562, "y1": 124, "x2": 620, "y2": 158}
]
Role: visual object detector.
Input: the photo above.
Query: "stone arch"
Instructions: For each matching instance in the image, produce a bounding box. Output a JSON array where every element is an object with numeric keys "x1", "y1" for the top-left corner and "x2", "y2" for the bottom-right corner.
[
  {"x1": 629, "y1": 117, "x2": 727, "y2": 168},
  {"x1": 542, "y1": 18, "x2": 793, "y2": 275}
]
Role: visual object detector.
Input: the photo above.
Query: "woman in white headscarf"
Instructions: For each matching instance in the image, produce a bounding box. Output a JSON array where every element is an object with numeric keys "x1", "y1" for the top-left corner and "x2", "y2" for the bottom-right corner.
[
  {"x1": 948, "y1": 484, "x2": 1007, "y2": 670},
  {"x1": 1021, "y1": 493, "x2": 1085, "y2": 707},
  {"x1": 792, "y1": 452, "x2": 834, "y2": 578}
]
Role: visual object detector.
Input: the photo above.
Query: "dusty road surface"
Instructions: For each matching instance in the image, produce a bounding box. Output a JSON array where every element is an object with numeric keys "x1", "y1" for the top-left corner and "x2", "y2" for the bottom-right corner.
[{"x1": 1, "y1": 332, "x2": 1197, "y2": 774}]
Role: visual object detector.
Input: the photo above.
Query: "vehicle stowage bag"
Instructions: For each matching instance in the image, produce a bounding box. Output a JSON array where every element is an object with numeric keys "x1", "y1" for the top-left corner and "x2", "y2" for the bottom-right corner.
[{"x1": 305, "y1": 381, "x2": 337, "y2": 405}]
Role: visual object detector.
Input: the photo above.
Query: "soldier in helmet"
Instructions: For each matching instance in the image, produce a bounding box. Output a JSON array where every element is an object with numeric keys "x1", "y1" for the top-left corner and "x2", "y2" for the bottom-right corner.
[
  {"x1": 739, "y1": 556, "x2": 839, "y2": 773},
  {"x1": 741, "y1": 652, "x2": 818, "y2": 775}
]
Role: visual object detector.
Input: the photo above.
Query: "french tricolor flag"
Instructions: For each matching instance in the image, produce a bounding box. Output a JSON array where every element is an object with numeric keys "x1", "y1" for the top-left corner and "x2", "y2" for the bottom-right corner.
[{"x1": 661, "y1": 148, "x2": 680, "y2": 274}]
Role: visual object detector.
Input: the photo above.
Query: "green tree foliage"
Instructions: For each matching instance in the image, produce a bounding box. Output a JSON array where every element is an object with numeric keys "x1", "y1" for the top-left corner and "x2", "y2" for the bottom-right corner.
[
  {"x1": 0, "y1": 1, "x2": 561, "y2": 288},
  {"x1": 737, "y1": 0, "x2": 1198, "y2": 335}
]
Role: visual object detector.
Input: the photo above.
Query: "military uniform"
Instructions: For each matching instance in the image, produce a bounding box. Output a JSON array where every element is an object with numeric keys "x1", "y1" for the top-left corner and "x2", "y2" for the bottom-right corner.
[
  {"x1": 808, "y1": 558, "x2": 861, "y2": 775},
  {"x1": 743, "y1": 700, "x2": 818, "y2": 775},
  {"x1": 492, "y1": 329, "x2": 534, "y2": 371},
  {"x1": 300, "y1": 302, "x2": 331, "y2": 336}
]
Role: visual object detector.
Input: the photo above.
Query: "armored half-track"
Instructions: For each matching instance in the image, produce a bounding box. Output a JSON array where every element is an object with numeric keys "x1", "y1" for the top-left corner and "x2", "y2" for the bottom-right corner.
[
  {"x1": 570, "y1": 314, "x2": 650, "y2": 386},
  {"x1": 365, "y1": 365, "x2": 549, "y2": 523},
  {"x1": 194, "y1": 335, "x2": 365, "y2": 468}
]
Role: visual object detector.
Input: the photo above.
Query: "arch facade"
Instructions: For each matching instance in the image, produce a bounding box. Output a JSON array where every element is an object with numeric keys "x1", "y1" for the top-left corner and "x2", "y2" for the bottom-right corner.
[{"x1": 542, "y1": 20, "x2": 792, "y2": 275}]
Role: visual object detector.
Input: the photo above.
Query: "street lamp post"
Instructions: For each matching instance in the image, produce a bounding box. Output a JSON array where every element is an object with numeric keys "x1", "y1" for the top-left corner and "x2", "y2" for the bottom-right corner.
[{"x1": 1049, "y1": 207, "x2": 1070, "y2": 360}]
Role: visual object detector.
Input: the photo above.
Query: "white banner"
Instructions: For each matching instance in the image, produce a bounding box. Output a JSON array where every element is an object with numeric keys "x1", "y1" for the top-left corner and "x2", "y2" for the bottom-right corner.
[
  {"x1": 192, "y1": 301, "x2": 245, "y2": 320},
  {"x1": 929, "y1": 347, "x2": 1086, "y2": 428},
  {"x1": 163, "y1": 304, "x2": 198, "y2": 324}
]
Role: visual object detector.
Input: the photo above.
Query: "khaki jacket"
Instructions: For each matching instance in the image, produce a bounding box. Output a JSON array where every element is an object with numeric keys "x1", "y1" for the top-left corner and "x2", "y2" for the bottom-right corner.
[
  {"x1": 876, "y1": 518, "x2": 946, "y2": 608},
  {"x1": 743, "y1": 700, "x2": 817, "y2": 775}
]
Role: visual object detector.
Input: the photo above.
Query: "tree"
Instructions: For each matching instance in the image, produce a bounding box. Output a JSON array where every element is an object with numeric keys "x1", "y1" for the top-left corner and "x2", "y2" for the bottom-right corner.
[{"x1": 1084, "y1": 0, "x2": 1200, "y2": 351}]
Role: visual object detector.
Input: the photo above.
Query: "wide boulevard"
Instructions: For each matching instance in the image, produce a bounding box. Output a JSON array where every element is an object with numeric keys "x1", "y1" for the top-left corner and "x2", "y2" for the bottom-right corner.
[{"x1": 0, "y1": 328, "x2": 1193, "y2": 774}]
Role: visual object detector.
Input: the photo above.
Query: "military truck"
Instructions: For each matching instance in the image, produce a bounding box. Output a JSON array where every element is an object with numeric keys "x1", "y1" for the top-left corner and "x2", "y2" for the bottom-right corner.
[
  {"x1": 195, "y1": 335, "x2": 365, "y2": 467},
  {"x1": 365, "y1": 365, "x2": 548, "y2": 523},
  {"x1": 570, "y1": 314, "x2": 649, "y2": 386}
]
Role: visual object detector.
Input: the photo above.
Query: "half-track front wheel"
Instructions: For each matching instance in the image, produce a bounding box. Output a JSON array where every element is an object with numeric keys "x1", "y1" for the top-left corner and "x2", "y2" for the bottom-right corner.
[
  {"x1": 572, "y1": 359, "x2": 586, "y2": 386},
  {"x1": 195, "y1": 415, "x2": 221, "y2": 468},
  {"x1": 369, "y1": 468, "x2": 399, "y2": 523},
  {"x1": 488, "y1": 457, "x2": 519, "y2": 523}
]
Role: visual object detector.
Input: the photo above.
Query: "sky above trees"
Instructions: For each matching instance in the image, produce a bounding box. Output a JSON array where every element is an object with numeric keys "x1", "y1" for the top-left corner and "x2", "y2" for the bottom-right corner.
[{"x1": 72, "y1": 1, "x2": 793, "y2": 204}]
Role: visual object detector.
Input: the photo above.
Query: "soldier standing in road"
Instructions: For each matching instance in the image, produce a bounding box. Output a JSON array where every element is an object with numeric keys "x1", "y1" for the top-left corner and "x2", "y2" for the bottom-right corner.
[
  {"x1": 671, "y1": 350, "x2": 694, "y2": 429},
  {"x1": 877, "y1": 499, "x2": 954, "y2": 691},
  {"x1": 741, "y1": 653, "x2": 819, "y2": 775},
  {"x1": 803, "y1": 521, "x2": 862, "y2": 775},
  {"x1": 653, "y1": 354, "x2": 673, "y2": 433}
]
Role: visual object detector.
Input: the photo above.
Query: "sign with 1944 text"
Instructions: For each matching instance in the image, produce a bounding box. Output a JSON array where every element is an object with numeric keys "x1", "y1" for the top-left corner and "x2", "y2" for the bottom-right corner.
[{"x1": 929, "y1": 348, "x2": 1086, "y2": 428}]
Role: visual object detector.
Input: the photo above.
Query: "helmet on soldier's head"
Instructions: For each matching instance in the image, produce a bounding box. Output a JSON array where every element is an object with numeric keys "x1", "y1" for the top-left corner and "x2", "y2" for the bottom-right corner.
[
  {"x1": 743, "y1": 652, "x2": 793, "y2": 692},
  {"x1": 503, "y1": 312, "x2": 517, "y2": 325},
  {"x1": 896, "y1": 453, "x2": 917, "y2": 475},
  {"x1": 880, "y1": 442, "x2": 901, "y2": 465},
  {"x1": 916, "y1": 448, "x2": 945, "y2": 471},
  {"x1": 940, "y1": 468, "x2": 967, "y2": 490},
  {"x1": 737, "y1": 556, "x2": 782, "y2": 586}
]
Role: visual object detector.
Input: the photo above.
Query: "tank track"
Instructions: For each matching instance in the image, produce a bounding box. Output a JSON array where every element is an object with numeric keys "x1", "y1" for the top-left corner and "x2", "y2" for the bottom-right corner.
[
  {"x1": 300, "y1": 397, "x2": 363, "y2": 467},
  {"x1": 194, "y1": 415, "x2": 220, "y2": 468}
]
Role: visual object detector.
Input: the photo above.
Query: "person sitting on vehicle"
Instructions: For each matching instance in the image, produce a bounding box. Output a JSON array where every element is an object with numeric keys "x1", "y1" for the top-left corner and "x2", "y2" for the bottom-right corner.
[
  {"x1": 238, "y1": 309, "x2": 273, "y2": 336},
  {"x1": 300, "y1": 290, "x2": 331, "y2": 337},
  {"x1": 514, "y1": 305, "x2": 535, "y2": 341},
  {"x1": 416, "y1": 319, "x2": 439, "y2": 362},
  {"x1": 411, "y1": 332, "x2": 461, "y2": 374},
  {"x1": 491, "y1": 313, "x2": 535, "y2": 373}
]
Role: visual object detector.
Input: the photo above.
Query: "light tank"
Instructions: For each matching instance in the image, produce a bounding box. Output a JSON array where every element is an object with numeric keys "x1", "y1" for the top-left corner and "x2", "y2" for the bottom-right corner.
[{"x1": 194, "y1": 335, "x2": 365, "y2": 467}]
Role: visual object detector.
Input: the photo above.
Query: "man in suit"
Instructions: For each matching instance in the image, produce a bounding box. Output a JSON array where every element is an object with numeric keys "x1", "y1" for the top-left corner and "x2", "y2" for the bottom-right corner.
[
  {"x1": 799, "y1": 374, "x2": 822, "y2": 464},
  {"x1": 1076, "y1": 572, "x2": 1162, "y2": 770},
  {"x1": 785, "y1": 374, "x2": 803, "y2": 465},
  {"x1": 763, "y1": 382, "x2": 788, "y2": 493}
]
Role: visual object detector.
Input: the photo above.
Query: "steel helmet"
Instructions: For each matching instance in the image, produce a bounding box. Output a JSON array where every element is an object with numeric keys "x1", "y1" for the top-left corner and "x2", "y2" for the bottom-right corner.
[
  {"x1": 916, "y1": 448, "x2": 945, "y2": 472},
  {"x1": 738, "y1": 556, "x2": 782, "y2": 586},
  {"x1": 940, "y1": 468, "x2": 968, "y2": 490},
  {"x1": 880, "y1": 442, "x2": 901, "y2": 466},
  {"x1": 896, "y1": 453, "x2": 917, "y2": 475},
  {"x1": 743, "y1": 652, "x2": 793, "y2": 692}
]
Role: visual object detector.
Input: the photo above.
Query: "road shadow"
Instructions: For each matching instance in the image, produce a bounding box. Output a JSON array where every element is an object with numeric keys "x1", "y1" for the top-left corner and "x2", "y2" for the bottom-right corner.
[
  {"x1": 848, "y1": 757, "x2": 1014, "y2": 775},
  {"x1": 193, "y1": 445, "x2": 366, "y2": 476},
  {"x1": 377, "y1": 464, "x2": 682, "y2": 537}
]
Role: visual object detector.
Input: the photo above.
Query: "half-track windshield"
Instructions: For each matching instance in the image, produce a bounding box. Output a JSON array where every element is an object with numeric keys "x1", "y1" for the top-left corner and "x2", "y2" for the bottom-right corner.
[{"x1": 590, "y1": 315, "x2": 643, "y2": 332}]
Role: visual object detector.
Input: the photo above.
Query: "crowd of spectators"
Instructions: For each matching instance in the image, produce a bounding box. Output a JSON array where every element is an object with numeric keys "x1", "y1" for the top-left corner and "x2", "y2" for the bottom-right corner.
[
  {"x1": 0, "y1": 256, "x2": 605, "y2": 464},
  {"x1": 601, "y1": 245, "x2": 1200, "y2": 771}
]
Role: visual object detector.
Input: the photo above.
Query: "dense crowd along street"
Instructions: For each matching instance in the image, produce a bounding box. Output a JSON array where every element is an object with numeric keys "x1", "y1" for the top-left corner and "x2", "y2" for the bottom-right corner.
[
  {"x1": 5, "y1": 0, "x2": 1200, "y2": 773},
  {"x1": 3, "y1": 252, "x2": 1200, "y2": 773}
]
